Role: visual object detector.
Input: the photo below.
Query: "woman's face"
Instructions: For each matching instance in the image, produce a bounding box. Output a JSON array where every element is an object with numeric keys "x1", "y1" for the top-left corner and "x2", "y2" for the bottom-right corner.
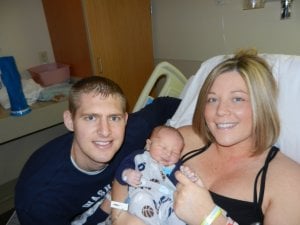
[{"x1": 204, "y1": 71, "x2": 254, "y2": 148}]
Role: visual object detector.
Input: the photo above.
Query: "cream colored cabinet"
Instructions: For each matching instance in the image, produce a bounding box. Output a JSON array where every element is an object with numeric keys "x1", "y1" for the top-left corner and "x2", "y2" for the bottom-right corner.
[{"x1": 42, "y1": 0, "x2": 154, "y2": 111}]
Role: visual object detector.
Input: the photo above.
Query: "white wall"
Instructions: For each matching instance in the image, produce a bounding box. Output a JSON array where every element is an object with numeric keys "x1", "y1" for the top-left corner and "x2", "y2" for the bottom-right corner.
[
  {"x1": 0, "y1": 0, "x2": 54, "y2": 73},
  {"x1": 151, "y1": 0, "x2": 300, "y2": 76},
  {"x1": 1, "y1": 0, "x2": 299, "y2": 76},
  {"x1": 0, "y1": 1, "x2": 61, "y2": 212}
]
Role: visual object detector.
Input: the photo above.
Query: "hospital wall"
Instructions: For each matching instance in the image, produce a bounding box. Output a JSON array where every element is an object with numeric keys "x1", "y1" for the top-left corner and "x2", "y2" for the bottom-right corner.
[{"x1": 151, "y1": 0, "x2": 300, "y2": 77}]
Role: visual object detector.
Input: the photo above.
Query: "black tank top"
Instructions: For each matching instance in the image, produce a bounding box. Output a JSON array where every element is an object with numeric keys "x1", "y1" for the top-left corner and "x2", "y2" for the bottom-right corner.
[{"x1": 180, "y1": 145, "x2": 279, "y2": 225}]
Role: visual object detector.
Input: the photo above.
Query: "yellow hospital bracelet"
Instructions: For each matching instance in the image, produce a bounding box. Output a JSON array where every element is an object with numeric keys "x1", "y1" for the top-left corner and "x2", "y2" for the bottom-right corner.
[{"x1": 201, "y1": 205, "x2": 222, "y2": 225}]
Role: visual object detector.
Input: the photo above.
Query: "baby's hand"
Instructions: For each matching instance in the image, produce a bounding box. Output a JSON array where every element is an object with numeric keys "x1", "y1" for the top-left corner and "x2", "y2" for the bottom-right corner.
[
  {"x1": 122, "y1": 169, "x2": 142, "y2": 187},
  {"x1": 180, "y1": 166, "x2": 204, "y2": 187}
]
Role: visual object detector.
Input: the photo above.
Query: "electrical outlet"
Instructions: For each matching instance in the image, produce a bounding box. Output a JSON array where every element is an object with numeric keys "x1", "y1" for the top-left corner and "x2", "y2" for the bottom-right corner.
[
  {"x1": 38, "y1": 51, "x2": 49, "y2": 64},
  {"x1": 215, "y1": 0, "x2": 225, "y2": 5}
]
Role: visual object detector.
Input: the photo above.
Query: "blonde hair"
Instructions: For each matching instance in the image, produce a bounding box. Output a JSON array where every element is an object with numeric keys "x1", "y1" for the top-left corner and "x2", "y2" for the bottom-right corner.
[{"x1": 192, "y1": 49, "x2": 280, "y2": 154}]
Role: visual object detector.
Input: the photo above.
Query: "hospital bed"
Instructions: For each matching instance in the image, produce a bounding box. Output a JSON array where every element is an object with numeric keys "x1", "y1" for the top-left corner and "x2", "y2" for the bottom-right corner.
[{"x1": 132, "y1": 61, "x2": 188, "y2": 113}]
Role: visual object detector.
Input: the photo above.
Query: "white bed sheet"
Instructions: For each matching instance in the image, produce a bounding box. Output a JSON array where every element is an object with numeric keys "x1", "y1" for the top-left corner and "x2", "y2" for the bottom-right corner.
[{"x1": 168, "y1": 54, "x2": 300, "y2": 163}]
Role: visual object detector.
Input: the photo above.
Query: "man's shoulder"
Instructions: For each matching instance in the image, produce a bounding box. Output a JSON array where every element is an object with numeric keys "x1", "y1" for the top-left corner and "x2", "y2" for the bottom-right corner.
[
  {"x1": 31, "y1": 132, "x2": 73, "y2": 159},
  {"x1": 125, "y1": 149, "x2": 146, "y2": 161},
  {"x1": 16, "y1": 132, "x2": 73, "y2": 189}
]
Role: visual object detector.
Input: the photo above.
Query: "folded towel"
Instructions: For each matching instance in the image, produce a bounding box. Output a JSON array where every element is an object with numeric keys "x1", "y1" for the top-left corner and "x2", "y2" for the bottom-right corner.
[{"x1": 0, "y1": 78, "x2": 43, "y2": 109}]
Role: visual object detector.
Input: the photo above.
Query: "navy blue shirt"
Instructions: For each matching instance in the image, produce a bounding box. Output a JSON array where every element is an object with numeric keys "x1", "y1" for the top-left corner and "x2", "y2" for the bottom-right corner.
[{"x1": 15, "y1": 97, "x2": 180, "y2": 225}]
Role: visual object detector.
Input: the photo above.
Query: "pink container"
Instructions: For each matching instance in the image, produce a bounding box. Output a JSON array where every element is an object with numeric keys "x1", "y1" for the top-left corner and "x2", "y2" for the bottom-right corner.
[{"x1": 28, "y1": 63, "x2": 70, "y2": 87}]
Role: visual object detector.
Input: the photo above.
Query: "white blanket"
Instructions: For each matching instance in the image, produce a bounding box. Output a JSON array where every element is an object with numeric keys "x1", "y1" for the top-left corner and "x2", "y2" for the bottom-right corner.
[
  {"x1": 168, "y1": 54, "x2": 300, "y2": 163},
  {"x1": 0, "y1": 78, "x2": 43, "y2": 109}
]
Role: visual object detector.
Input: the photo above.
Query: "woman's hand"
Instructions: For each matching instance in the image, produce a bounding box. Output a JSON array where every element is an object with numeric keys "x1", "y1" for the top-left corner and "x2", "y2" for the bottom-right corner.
[{"x1": 173, "y1": 170, "x2": 215, "y2": 225}]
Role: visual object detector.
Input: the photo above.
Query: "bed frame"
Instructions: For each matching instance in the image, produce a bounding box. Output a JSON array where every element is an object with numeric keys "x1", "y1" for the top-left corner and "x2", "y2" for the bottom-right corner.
[{"x1": 132, "y1": 61, "x2": 187, "y2": 112}]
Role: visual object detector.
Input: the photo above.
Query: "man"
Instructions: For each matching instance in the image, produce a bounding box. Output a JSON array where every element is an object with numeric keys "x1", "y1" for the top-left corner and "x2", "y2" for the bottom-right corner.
[{"x1": 15, "y1": 76, "x2": 180, "y2": 225}]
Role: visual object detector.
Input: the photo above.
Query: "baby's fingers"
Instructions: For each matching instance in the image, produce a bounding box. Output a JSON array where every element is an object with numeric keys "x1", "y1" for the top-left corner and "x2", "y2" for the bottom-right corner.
[
  {"x1": 175, "y1": 170, "x2": 195, "y2": 186},
  {"x1": 180, "y1": 166, "x2": 204, "y2": 187}
]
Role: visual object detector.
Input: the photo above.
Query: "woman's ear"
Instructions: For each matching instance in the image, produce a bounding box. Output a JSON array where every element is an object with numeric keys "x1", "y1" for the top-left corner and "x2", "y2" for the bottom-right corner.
[{"x1": 63, "y1": 110, "x2": 74, "y2": 132}]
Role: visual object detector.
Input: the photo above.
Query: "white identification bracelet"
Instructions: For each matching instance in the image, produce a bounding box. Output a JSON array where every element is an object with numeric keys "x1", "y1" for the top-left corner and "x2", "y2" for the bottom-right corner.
[
  {"x1": 201, "y1": 205, "x2": 222, "y2": 225},
  {"x1": 111, "y1": 201, "x2": 129, "y2": 211}
]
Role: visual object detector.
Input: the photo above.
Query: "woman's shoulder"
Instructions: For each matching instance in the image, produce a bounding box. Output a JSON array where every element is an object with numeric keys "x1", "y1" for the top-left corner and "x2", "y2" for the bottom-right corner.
[
  {"x1": 263, "y1": 150, "x2": 300, "y2": 223},
  {"x1": 272, "y1": 151, "x2": 300, "y2": 173},
  {"x1": 268, "y1": 150, "x2": 300, "y2": 190},
  {"x1": 177, "y1": 125, "x2": 194, "y2": 136},
  {"x1": 178, "y1": 125, "x2": 205, "y2": 154},
  {"x1": 280, "y1": 150, "x2": 299, "y2": 167}
]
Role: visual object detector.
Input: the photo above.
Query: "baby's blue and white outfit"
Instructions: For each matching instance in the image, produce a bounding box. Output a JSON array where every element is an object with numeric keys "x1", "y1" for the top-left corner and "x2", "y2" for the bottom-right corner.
[{"x1": 115, "y1": 149, "x2": 185, "y2": 225}]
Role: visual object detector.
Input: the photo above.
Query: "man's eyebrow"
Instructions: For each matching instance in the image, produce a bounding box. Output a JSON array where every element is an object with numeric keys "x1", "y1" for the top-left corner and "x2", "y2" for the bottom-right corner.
[{"x1": 109, "y1": 113, "x2": 125, "y2": 116}]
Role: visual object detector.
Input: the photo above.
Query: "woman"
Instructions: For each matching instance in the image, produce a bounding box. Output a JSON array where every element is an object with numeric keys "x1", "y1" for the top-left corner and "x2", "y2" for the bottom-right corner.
[{"x1": 173, "y1": 49, "x2": 300, "y2": 225}]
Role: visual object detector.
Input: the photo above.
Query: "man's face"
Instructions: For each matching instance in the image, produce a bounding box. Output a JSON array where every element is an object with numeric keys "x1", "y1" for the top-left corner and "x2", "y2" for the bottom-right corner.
[{"x1": 64, "y1": 92, "x2": 128, "y2": 171}]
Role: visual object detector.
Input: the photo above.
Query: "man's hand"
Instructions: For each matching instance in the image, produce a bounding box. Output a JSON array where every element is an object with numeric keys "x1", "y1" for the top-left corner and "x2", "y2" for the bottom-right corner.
[{"x1": 122, "y1": 169, "x2": 142, "y2": 187}]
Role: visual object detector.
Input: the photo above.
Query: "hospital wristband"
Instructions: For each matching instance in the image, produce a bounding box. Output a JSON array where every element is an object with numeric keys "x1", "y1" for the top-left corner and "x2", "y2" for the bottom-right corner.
[
  {"x1": 226, "y1": 217, "x2": 239, "y2": 225},
  {"x1": 111, "y1": 201, "x2": 129, "y2": 211},
  {"x1": 200, "y1": 205, "x2": 222, "y2": 225}
]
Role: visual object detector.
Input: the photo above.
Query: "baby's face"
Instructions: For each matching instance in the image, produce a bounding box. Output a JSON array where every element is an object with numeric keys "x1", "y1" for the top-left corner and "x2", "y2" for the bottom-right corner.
[{"x1": 148, "y1": 133, "x2": 183, "y2": 166}]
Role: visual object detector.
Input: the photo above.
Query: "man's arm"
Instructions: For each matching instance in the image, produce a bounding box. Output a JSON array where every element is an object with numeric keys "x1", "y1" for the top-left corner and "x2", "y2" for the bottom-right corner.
[
  {"x1": 124, "y1": 97, "x2": 181, "y2": 149},
  {"x1": 111, "y1": 180, "x2": 146, "y2": 225}
]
